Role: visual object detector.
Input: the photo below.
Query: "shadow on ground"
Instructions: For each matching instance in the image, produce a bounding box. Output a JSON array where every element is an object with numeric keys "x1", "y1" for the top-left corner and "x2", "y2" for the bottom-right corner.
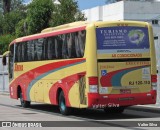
[{"x1": 16, "y1": 103, "x2": 160, "y2": 121}]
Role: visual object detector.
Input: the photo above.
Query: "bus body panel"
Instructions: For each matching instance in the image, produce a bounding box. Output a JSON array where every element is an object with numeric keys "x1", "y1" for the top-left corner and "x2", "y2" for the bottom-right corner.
[
  {"x1": 87, "y1": 90, "x2": 156, "y2": 108},
  {"x1": 10, "y1": 59, "x2": 87, "y2": 108},
  {"x1": 98, "y1": 61, "x2": 151, "y2": 94},
  {"x1": 86, "y1": 21, "x2": 157, "y2": 108}
]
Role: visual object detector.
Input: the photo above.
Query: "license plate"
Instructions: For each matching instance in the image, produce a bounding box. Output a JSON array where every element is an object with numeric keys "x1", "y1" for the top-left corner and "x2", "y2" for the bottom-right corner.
[{"x1": 120, "y1": 89, "x2": 131, "y2": 94}]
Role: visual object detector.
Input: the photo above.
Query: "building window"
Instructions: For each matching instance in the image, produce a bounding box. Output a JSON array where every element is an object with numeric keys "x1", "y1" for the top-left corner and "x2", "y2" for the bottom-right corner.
[{"x1": 152, "y1": 20, "x2": 158, "y2": 25}]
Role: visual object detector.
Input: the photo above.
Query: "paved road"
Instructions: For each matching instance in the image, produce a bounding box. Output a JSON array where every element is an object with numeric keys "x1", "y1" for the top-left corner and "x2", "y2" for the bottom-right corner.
[{"x1": 0, "y1": 95, "x2": 160, "y2": 130}]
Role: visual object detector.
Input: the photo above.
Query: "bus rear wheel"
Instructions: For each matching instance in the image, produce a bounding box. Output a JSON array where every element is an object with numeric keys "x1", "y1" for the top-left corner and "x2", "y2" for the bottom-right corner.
[
  {"x1": 20, "y1": 92, "x2": 30, "y2": 108},
  {"x1": 104, "y1": 107, "x2": 125, "y2": 114},
  {"x1": 58, "y1": 91, "x2": 71, "y2": 115}
]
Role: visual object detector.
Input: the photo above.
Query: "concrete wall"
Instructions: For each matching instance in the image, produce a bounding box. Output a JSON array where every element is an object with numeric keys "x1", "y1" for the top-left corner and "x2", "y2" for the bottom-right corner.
[
  {"x1": 83, "y1": 6, "x2": 103, "y2": 21},
  {"x1": 103, "y1": 1, "x2": 124, "y2": 21},
  {"x1": 82, "y1": 1, "x2": 160, "y2": 35},
  {"x1": 0, "y1": 56, "x2": 9, "y2": 92},
  {"x1": 124, "y1": 1, "x2": 160, "y2": 20}
]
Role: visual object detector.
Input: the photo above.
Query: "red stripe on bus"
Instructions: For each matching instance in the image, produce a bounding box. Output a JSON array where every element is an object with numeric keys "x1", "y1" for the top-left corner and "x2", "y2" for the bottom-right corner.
[
  {"x1": 10, "y1": 59, "x2": 86, "y2": 100},
  {"x1": 49, "y1": 72, "x2": 86, "y2": 106}
]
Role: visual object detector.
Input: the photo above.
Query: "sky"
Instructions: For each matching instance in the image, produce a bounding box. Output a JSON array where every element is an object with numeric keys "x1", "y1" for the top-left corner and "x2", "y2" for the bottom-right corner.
[{"x1": 23, "y1": 0, "x2": 106, "y2": 10}]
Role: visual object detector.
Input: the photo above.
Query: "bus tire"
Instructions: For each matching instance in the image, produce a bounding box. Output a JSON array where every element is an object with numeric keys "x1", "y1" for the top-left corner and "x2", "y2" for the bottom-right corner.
[
  {"x1": 104, "y1": 107, "x2": 125, "y2": 114},
  {"x1": 20, "y1": 92, "x2": 30, "y2": 108},
  {"x1": 58, "y1": 91, "x2": 71, "y2": 115}
]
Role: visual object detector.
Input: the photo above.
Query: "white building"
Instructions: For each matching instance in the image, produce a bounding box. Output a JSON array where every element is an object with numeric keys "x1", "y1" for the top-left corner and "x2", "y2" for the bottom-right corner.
[{"x1": 82, "y1": 1, "x2": 160, "y2": 34}]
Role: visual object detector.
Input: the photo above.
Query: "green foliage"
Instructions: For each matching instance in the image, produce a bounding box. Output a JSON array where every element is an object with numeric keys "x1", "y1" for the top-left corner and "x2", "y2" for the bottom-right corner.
[
  {"x1": 27, "y1": 0, "x2": 54, "y2": 34},
  {"x1": 1, "y1": 0, "x2": 24, "y2": 14},
  {"x1": 0, "y1": 34, "x2": 15, "y2": 54},
  {"x1": 0, "y1": 0, "x2": 86, "y2": 53},
  {"x1": 2, "y1": 10, "x2": 26, "y2": 35},
  {"x1": 0, "y1": 14, "x2": 3, "y2": 34},
  {"x1": 50, "y1": 0, "x2": 86, "y2": 27},
  {"x1": 15, "y1": 19, "x2": 27, "y2": 37},
  {"x1": 11, "y1": 0, "x2": 24, "y2": 11},
  {"x1": 0, "y1": 0, "x2": 3, "y2": 13}
]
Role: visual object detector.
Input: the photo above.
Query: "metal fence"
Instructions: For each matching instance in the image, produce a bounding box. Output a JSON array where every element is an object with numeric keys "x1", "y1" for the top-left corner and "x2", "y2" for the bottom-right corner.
[
  {"x1": 155, "y1": 38, "x2": 160, "y2": 105},
  {"x1": 157, "y1": 69, "x2": 160, "y2": 105},
  {"x1": 0, "y1": 56, "x2": 9, "y2": 92}
]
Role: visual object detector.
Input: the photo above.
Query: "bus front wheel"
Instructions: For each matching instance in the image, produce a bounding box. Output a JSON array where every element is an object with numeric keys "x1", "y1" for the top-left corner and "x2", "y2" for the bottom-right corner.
[
  {"x1": 20, "y1": 92, "x2": 30, "y2": 108},
  {"x1": 58, "y1": 91, "x2": 71, "y2": 115}
]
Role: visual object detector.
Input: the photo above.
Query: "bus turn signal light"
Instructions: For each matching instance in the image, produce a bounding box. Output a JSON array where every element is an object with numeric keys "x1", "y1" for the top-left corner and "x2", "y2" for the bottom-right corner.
[{"x1": 151, "y1": 75, "x2": 157, "y2": 90}]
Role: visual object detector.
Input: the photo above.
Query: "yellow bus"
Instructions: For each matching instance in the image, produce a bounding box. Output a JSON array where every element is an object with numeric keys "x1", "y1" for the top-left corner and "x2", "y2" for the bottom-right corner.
[{"x1": 2, "y1": 21, "x2": 157, "y2": 115}]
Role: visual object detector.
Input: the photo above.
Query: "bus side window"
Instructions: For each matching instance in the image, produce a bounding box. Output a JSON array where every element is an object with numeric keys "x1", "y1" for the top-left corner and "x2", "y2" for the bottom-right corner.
[
  {"x1": 47, "y1": 37, "x2": 55, "y2": 60},
  {"x1": 21, "y1": 42, "x2": 27, "y2": 62},
  {"x1": 17, "y1": 43, "x2": 22, "y2": 62},
  {"x1": 56, "y1": 35, "x2": 62, "y2": 59},
  {"x1": 69, "y1": 32, "x2": 77, "y2": 58},
  {"x1": 67, "y1": 33, "x2": 77, "y2": 58},
  {"x1": 78, "y1": 30, "x2": 86, "y2": 57},
  {"x1": 74, "y1": 30, "x2": 86, "y2": 58},
  {"x1": 54, "y1": 36, "x2": 62, "y2": 59},
  {"x1": 27, "y1": 41, "x2": 35, "y2": 61},
  {"x1": 75, "y1": 32, "x2": 81, "y2": 57},
  {"x1": 67, "y1": 33, "x2": 72, "y2": 58},
  {"x1": 35, "y1": 39, "x2": 43, "y2": 61},
  {"x1": 43, "y1": 38, "x2": 47, "y2": 60},
  {"x1": 24, "y1": 42, "x2": 28, "y2": 61},
  {"x1": 62, "y1": 34, "x2": 69, "y2": 59}
]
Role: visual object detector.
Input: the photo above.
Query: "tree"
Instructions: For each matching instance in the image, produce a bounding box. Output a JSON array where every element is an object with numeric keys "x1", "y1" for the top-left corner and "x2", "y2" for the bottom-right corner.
[
  {"x1": 11, "y1": 0, "x2": 23, "y2": 11},
  {"x1": 3, "y1": 0, "x2": 11, "y2": 14},
  {"x1": 15, "y1": 19, "x2": 27, "y2": 37},
  {"x1": 1, "y1": 0, "x2": 24, "y2": 14},
  {"x1": 27, "y1": 0, "x2": 54, "y2": 34},
  {"x1": 26, "y1": 0, "x2": 86, "y2": 34},
  {"x1": 0, "y1": 34, "x2": 15, "y2": 54},
  {"x1": 0, "y1": 14, "x2": 3, "y2": 34},
  {"x1": 50, "y1": 0, "x2": 86, "y2": 27},
  {"x1": 2, "y1": 10, "x2": 26, "y2": 35},
  {"x1": 0, "y1": 0, "x2": 3, "y2": 13}
]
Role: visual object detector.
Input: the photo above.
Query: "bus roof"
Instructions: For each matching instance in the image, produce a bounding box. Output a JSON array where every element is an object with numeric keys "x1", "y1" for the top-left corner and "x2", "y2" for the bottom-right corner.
[
  {"x1": 10, "y1": 20, "x2": 150, "y2": 46},
  {"x1": 10, "y1": 21, "x2": 88, "y2": 46},
  {"x1": 41, "y1": 21, "x2": 88, "y2": 33}
]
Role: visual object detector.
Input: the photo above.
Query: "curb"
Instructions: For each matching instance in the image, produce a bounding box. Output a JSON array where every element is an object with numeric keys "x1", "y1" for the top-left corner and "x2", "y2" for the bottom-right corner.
[
  {"x1": 0, "y1": 92, "x2": 10, "y2": 96},
  {"x1": 128, "y1": 105, "x2": 160, "y2": 113}
]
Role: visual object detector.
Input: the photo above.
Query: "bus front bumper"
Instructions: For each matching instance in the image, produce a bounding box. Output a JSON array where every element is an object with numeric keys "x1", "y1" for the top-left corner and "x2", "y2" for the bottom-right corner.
[{"x1": 88, "y1": 90, "x2": 157, "y2": 108}]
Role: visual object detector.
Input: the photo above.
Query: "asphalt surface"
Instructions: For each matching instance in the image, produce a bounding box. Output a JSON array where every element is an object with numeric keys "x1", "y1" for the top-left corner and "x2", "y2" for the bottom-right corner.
[{"x1": 0, "y1": 94, "x2": 160, "y2": 130}]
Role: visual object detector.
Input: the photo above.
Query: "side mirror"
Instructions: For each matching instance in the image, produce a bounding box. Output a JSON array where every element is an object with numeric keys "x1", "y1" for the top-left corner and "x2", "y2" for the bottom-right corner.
[{"x1": 2, "y1": 56, "x2": 7, "y2": 66}]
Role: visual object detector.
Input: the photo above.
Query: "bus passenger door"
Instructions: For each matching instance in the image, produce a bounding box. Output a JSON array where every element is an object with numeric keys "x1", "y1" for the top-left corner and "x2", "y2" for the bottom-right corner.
[{"x1": 34, "y1": 81, "x2": 44, "y2": 102}]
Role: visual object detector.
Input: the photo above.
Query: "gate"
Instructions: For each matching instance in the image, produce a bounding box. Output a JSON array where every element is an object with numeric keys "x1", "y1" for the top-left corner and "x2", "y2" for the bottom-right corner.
[{"x1": 0, "y1": 55, "x2": 9, "y2": 92}]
